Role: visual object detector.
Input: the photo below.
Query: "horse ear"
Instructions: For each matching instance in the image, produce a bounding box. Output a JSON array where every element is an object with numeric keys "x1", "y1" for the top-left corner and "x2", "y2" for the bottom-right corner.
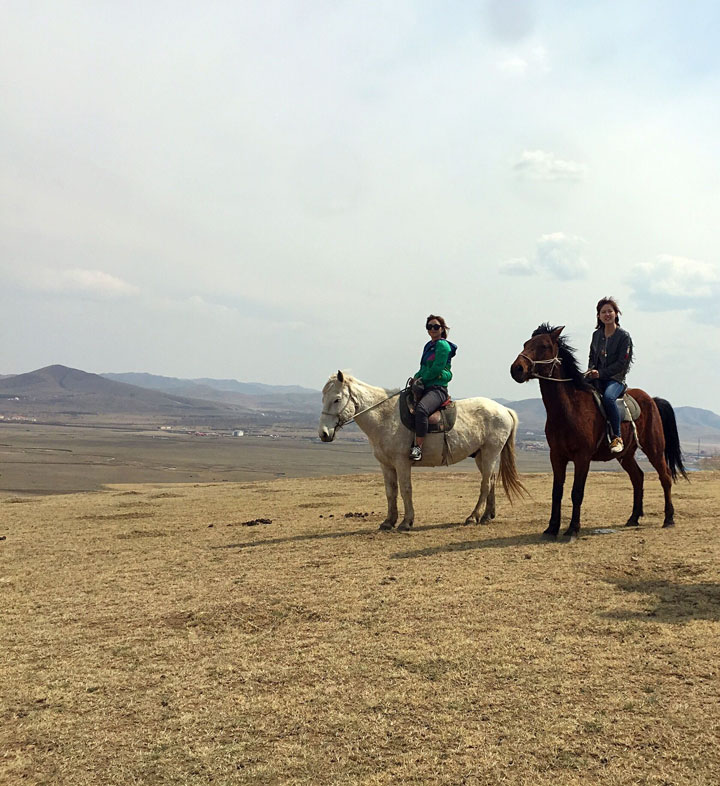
[
  {"x1": 337, "y1": 370, "x2": 344, "y2": 382},
  {"x1": 551, "y1": 326, "x2": 565, "y2": 341}
]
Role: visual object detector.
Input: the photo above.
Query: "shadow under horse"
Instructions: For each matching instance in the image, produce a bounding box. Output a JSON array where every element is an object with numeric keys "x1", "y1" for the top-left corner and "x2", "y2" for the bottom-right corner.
[{"x1": 510, "y1": 324, "x2": 687, "y2": 539}]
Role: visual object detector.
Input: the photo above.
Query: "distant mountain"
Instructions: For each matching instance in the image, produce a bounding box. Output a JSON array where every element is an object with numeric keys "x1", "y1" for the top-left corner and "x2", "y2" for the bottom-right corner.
[
  {"x1": 192, "y1": 378, "x2": 314, "y2": 395},
  {"x1": 501, "y1": 398, "x2": 546, "y2": 431},
  {"x1": 675, "y1": 406, "x2": 720, "y2": 430},
  {"x1": 102, "y1": 372, "x2": 319, "y2": 414},
  {"x1": 0, "y1": 365, "x2": 249, "y2": 422}
]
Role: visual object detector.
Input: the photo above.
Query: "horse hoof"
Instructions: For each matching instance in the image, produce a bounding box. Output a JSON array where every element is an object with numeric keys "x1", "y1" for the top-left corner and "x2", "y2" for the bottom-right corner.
[
  {"x1": 541, "y1": 531, "x2": 558, "y2": 540},
  {"x1": 625, "y1": 520, "x2": 640, "y2": 528},
  {"x1": 562, "y1": 529, "x2": 579, "y2": 540},
  {"x1": 397, "y1": 522, "x2": 413, "y2": 532},
  {"x1": 464, "y1": 516, "x2": 477, "y2": 526},
  {"x1": 662, "y1": 520, "x2": 675, "y2": 528},
  {"x1": 379, "y1": 521, "x2": 395, "y2": 531}
]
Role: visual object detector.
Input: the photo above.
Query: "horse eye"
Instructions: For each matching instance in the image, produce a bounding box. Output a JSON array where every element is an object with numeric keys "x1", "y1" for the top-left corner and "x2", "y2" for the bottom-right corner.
[{"x1": 334, "y1": 397, "x2": 341, "y2": 403}]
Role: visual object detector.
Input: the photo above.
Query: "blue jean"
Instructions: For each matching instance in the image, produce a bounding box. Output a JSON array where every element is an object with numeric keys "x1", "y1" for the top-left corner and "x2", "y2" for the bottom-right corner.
[{"x1": 600, "y1": 379, "x2": 625, "y2": 437}]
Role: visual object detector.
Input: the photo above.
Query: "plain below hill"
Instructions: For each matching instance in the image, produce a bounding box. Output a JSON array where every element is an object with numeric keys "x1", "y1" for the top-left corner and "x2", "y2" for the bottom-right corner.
[{"x1": 0, "y1": 365, "x2": 250, "y2": 424}]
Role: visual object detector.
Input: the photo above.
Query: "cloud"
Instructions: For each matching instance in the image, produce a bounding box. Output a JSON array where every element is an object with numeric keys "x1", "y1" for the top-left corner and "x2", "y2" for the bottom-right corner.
[
  {"x1": 497, "y1": 257, "x2": 536, "y2": 276},
  {"x1": 513, "y1": 149, "x2": 587, "y2": 181},
  {"x1": 59, "y1": 269, "x2": 140, "y2": 298},
  {"x1": 5, "y1": 264, "x2": 140, "y2": 299},
  {"x1": 500, "y1": 232, "x2": 588, "y2": 279},
  {"x1": 629, "y1": 255, "x2": 720, "y2": 323},
  {"x1": 496, "y1": 45, "x2": 549, "y2": 76}
]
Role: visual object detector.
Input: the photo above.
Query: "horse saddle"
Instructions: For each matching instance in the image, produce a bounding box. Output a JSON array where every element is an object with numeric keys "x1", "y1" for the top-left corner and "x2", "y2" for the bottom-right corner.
[
  {"x1": 399, "y1": 390, "x2": 457, "y2": 433},
  {"x1": 592, "y1": 390, "x2": 641, "y2": 422}
]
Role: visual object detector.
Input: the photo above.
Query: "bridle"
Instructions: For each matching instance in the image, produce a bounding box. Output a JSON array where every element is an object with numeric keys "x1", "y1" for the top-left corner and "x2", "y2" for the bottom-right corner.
[
  {"x1": 518, "y1": 352, "x2": 572, "y2": 383},
  {"x1": 321, "y1": 386, "x2": 405, "y2": 431}
]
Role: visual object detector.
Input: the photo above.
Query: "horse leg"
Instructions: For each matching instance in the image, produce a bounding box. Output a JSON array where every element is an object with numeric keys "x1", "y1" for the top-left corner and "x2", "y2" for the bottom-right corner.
[
  {"x1": 379, "y1": 464, "x2": 399, "y2": 530},
  {"x1": 396, "y1": 462, "x2": 415, "y2": 531},
  {"x1": 619, "y1": 453, "x2": 644, "y2": 526},
  {"x1": 565, "y1": 458, "x2": 590, "y2": 539},
  {"x1": 545, "y1": 453, "x2": 568, "y2": 538},
  {"x1": 646, "y1": 448, "x2": 675, "y2": 528},
  {"x1": 480, "y1": 478, "x2": 497, "y2": 524},
  {"x1": 465, "y1": 451, "x2": 495, "y2": 525}
]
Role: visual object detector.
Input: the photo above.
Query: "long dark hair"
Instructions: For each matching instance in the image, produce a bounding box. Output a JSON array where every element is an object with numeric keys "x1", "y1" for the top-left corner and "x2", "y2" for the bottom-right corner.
[
  {"x1": 595, "y1": 297, "x2": 622, "y2": 329},
  {"x1": 426, "y1": 314, "x2": 450, "y2": 339}
]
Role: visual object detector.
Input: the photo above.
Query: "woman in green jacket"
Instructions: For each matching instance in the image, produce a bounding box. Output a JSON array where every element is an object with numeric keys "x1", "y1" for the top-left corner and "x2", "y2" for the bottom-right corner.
[{"x1": 409, "y1": 314, "x2": 457, "y2": 461}]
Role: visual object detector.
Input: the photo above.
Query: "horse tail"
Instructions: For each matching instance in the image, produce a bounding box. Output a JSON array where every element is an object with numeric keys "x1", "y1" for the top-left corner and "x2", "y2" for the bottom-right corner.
[
  {"x1": 653, "y1": 397, "x2": 688, "y2": 481},
  {"x1": 500, "y1": 408, "x2": 528, "y2": 502}
]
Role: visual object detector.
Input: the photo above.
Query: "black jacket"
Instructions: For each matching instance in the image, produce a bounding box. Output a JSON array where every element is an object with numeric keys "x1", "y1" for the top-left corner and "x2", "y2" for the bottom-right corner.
[{"x1": 588, "y1": 326, "x2": 633, "y2": 383}]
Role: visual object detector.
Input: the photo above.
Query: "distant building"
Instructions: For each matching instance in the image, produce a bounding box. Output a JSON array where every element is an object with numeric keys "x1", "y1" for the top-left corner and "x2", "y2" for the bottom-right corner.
[{"x1": 232, "y1": 430, "x2": 244, "y2": 437}]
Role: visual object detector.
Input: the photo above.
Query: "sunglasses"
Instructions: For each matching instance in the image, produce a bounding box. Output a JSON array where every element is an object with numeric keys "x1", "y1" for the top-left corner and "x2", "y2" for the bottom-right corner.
[{"x1": 426, "y1": 323, "x2": 442, "y2": 331}]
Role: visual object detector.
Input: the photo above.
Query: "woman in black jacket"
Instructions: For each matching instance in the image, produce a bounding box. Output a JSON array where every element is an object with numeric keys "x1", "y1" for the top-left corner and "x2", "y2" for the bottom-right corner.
[{"x1": 586, "y1": 297, "x2": 633, "y2": 453}]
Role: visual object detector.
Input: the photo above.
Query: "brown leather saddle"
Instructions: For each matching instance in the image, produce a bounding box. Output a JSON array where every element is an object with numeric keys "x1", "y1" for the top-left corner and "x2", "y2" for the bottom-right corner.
[
  {"x1": 591, "y1": 390, "x2": 641, "y2": 422},
  {"x1": 399, "y1": 389, "x2": 457, "y2": 433}
]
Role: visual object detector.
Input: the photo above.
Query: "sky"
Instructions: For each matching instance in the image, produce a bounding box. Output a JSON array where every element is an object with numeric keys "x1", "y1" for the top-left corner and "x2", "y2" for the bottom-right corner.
[{"x1": 2, "y1": 1, "x2": 720, "y2": 409}]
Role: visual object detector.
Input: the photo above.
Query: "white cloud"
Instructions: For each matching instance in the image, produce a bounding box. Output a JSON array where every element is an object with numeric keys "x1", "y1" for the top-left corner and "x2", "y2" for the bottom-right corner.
[
  {"x1": 497, "y1": 56, "x2": 529, "y2": 76},
  {"x1": 6, "y1": 264, "x2": 140, "y2": 299},
  {"x1": 496, "y1": 45, "x2": 549, "y2": 76},
  {"x1": 59, "y1": 269, "x2": 140, "y2": 298},
  {"x1": 500, "y1": 232, "x2": 588, "y2": 280},
  {"x1": 536, "y1": 232, "x2": 588, "y2": 279},
  {"x1": 513, "y1": 149, "x2": 587, "y2": 181},
  {"x1": 498, "y1": 257, "x2": 536, "y2": 276},
  {"x1": 629, "y1": 255, "x2": 720, "y2": 322}
]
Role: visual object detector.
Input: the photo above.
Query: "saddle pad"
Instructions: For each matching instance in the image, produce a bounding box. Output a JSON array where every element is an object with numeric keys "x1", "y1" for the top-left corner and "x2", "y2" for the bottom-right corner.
[
  {"x1": 399, "y1": 391, "x2": 457, "y2": 433},
  {"x1": 592, "y1": 390, "x2": 641, "y2": 422}
]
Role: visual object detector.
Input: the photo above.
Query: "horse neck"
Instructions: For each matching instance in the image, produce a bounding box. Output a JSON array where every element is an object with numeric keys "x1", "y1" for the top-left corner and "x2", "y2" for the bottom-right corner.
[
  {"x1": 348, "y1": 379, "x2": 396, "y2": 438},
  {"x1": 539, "y1": 378, "x2": 583, "y2": 425}
]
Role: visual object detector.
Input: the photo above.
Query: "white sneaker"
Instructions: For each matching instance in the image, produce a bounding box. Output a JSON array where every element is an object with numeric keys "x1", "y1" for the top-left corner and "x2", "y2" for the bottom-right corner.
[
  {"x1": 609, "y1": 437, "x2": 624, "y2": 454},
  {"x1": 410, "y1": 445, "x2": 422, "y2": 461}
]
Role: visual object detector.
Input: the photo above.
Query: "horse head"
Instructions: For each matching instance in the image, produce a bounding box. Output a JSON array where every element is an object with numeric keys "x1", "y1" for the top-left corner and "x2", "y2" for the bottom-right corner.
[
  {"x1": 318, "y1": 370, "x2": 356, "y2": 442},
  {"x1": 510, "y1": 325, "x2": 565, "y2": 383}
]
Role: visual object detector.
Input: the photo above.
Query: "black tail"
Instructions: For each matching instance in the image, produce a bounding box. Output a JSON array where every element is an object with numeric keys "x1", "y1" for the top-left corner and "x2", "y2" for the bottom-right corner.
[{"x1": 653, "y1": 397, "x2": 688, "y2": 481}]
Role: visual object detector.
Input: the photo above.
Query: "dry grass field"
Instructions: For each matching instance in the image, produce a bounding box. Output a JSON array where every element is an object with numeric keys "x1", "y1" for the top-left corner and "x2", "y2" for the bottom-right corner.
[{"x1": 2, "y1": 468, "x2": 719, "y2": 785}]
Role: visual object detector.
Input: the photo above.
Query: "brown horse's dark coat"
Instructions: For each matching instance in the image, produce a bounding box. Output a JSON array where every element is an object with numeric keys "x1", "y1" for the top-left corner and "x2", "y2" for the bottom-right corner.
[{"x1": 511, "y1": 325, "x2": 687, "y2": 538}]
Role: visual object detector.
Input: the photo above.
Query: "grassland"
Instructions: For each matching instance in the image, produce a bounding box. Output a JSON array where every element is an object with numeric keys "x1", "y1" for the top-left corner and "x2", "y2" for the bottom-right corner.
[{"x1": 2, "y1": 464, "x2": 718, "y2": 785}]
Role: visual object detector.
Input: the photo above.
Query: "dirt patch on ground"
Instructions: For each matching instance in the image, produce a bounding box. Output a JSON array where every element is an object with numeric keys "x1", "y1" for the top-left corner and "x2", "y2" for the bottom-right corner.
[{"x1": 2, "y1": 471, "x2": 719, "y2": 785}]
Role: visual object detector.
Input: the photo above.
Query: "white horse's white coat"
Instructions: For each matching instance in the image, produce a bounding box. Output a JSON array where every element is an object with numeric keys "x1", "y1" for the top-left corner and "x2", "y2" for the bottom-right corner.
[{"x1": 318, "y1": 372, "x2": 525, "y2": 530}]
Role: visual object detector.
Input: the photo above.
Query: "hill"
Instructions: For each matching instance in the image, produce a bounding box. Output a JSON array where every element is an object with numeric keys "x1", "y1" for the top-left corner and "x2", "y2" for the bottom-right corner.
[
  {"x1": 102, "y1": 372, "x2": 319, "y2": 413},
  {"x1": 0, "y1": 365, "x2": 248, "y2": 424}
]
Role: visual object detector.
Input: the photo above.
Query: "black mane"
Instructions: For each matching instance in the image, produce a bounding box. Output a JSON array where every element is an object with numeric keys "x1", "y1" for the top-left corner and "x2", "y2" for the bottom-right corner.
[{"x1": 532, "y1": 324, "x2": 593, "y2": 390}]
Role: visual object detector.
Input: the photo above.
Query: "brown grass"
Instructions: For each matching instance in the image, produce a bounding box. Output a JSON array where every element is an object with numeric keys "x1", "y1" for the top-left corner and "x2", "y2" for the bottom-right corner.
[{"x1": 2, "y1": 470, "x2": 719, "y2": 785}]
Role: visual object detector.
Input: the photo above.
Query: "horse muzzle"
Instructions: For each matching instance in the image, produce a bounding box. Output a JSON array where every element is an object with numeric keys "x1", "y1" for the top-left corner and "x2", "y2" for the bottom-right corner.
[
  {"x1": 510, "y1": 357, "x2": 531, "y2": 383},
  {"x1": 318, "y1": 427, "x2": 336, "y2": 443}
]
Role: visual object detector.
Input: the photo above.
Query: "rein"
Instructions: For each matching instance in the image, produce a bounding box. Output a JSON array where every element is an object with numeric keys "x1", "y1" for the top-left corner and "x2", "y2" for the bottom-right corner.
[
  {"x1": 322, "y1": 388, "x2": 406, "y2": 431},
  {"x1": 519, "y1": 353, "x2": 573, "y2": 383}
]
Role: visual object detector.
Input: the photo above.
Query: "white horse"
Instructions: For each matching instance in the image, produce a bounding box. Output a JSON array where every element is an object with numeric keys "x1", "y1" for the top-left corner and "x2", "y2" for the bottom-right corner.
[{"x1": 318, "y1": 371, "x2": 526, "y2": 531}]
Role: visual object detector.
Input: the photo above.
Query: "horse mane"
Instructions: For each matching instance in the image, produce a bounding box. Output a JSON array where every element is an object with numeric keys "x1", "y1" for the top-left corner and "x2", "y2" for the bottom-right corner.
[
  {"x1": 532, "y1": 324, "x2": 593, "y2": 390},
  {"x1": 323, "y1": 372, "x2": 400, "y2": 397}
]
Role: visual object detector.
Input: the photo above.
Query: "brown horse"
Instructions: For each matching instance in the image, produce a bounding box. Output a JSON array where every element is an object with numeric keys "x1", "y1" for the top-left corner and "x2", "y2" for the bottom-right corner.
[{"x1": 510, "y1": 324, "x2": 687, "y2": 539}]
